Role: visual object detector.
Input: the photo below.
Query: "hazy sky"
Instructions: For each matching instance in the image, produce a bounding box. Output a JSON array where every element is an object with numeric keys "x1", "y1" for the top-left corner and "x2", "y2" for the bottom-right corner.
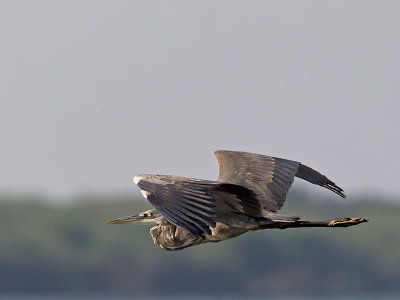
[{"x1": 1, "y1": 1, "x2": 399, "y2": 199}]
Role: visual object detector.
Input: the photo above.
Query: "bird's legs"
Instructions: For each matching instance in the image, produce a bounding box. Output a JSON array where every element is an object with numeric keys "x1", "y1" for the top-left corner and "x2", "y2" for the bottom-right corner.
[{"x1": 257, "y1": 217, "x2": 368, "y2": 230}]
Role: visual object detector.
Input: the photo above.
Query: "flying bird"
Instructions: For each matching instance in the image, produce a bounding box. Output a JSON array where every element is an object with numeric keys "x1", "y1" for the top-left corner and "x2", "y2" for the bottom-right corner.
[{"x1": 107, "y1": 150, "x2": 367, "y2": 250}]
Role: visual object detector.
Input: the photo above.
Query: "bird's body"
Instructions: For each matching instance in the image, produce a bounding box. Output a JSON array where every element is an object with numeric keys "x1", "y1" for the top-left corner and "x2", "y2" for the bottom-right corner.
[
  {"x1": 150, "y1": 221, "x2": 248, "y2": 251},
  {"x1": 107, "y1": 150, "x2": 367, "y2": 250}
]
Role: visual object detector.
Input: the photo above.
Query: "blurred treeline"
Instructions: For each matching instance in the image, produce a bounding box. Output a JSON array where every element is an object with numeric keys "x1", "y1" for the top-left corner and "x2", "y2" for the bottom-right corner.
[{"x1": 0, "y1": 190, "x2": 399, "y2": 297}]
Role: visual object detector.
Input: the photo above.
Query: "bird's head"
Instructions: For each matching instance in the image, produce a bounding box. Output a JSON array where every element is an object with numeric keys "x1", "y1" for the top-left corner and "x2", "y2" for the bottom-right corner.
[{"x1": 106, "y1": 209, "x2": 163, "y2": 225}]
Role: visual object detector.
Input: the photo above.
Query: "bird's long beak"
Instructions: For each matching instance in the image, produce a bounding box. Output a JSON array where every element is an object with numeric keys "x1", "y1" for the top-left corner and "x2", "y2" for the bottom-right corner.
[{"x1": 106, "y1": 214, "x2": 144, "y2": 224}]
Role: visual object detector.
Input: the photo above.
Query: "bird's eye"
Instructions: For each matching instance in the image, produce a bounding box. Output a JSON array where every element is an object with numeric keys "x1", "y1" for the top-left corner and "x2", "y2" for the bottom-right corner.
[{"x1": 146, "y1": 212, "x2": 152, "y2": 218}]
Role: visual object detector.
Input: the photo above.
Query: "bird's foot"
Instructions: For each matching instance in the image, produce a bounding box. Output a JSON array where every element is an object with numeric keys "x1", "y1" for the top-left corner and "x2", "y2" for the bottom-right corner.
[{"x1": 328, "y1": 217, "x2": 368, "y2": 227}]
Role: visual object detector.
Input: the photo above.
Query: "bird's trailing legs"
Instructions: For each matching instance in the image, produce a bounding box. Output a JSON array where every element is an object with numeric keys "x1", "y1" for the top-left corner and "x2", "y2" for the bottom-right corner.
[{"x1": 258, "y1": 217, "x2": 368, "y2": 230}]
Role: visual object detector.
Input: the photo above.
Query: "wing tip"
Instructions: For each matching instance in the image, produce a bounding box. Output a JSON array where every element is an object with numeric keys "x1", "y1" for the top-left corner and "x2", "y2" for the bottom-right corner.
[{"x1": 325, "y1": 183, "x2": 346, "y2": 198}]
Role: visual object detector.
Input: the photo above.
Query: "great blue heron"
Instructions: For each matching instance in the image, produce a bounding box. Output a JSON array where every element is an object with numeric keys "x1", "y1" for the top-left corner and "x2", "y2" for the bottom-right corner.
[{"x1": 107, "y1": 150, "x2": 367, "y2": 250}]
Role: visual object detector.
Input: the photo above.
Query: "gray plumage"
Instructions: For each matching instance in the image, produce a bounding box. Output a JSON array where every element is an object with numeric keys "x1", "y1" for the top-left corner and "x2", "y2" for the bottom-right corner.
[{"x1": 107, "y1": 150, "x2": 367, "y2": 250}]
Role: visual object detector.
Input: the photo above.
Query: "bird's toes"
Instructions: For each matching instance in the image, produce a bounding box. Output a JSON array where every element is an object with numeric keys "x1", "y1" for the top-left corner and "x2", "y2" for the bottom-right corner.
[{"x1": 329, "y1": 217, "x2": 369, "y2": 227}]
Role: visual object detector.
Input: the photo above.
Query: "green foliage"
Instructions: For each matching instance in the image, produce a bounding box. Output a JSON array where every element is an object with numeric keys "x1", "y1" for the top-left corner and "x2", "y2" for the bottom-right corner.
[{"x1": 0, "y1": 191, "x2": 399, "y2": 296}]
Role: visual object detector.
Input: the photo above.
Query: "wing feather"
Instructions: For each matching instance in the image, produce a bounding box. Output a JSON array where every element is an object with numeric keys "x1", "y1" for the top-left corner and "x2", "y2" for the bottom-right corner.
[
  {"x1": 213, "y1": 150, "x2": 345, "y2": 213},
  {"x1": 177, "y1": 201, "x2": 215, "y2": 218},
  {"x1": 295, "y1": 164, "x2": 345, "y2": 198},
  {"x1": 136, "y1": 176, "x2": 217, "y2": 235}
]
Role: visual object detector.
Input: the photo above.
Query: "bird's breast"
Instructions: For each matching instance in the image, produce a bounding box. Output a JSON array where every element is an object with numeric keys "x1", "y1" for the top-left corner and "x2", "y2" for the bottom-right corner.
[{"x1": 149, "y1": 224, "x2": 204, "y2": 251}]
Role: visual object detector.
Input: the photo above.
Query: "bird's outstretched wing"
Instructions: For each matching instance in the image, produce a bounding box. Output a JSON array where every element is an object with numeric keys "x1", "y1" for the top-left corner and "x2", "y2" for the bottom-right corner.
[
  {"x1": 213, "y1": 150, "x2": 345, "y2": 213},
  {"x1": 136, "y1": 176, "x2": 218, "y2": 235}
]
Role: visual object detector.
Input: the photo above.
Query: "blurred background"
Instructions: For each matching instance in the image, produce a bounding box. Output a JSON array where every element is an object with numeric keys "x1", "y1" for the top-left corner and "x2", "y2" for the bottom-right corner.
[{"x1": 1, "y1": 0, "x2": 399, "y2": 298}]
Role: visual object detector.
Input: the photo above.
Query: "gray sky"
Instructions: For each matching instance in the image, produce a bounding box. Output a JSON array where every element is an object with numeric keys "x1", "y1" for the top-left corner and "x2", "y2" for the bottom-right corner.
[{"x1": 1, "y1": 1, "x2": 399, "y2": 199}]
